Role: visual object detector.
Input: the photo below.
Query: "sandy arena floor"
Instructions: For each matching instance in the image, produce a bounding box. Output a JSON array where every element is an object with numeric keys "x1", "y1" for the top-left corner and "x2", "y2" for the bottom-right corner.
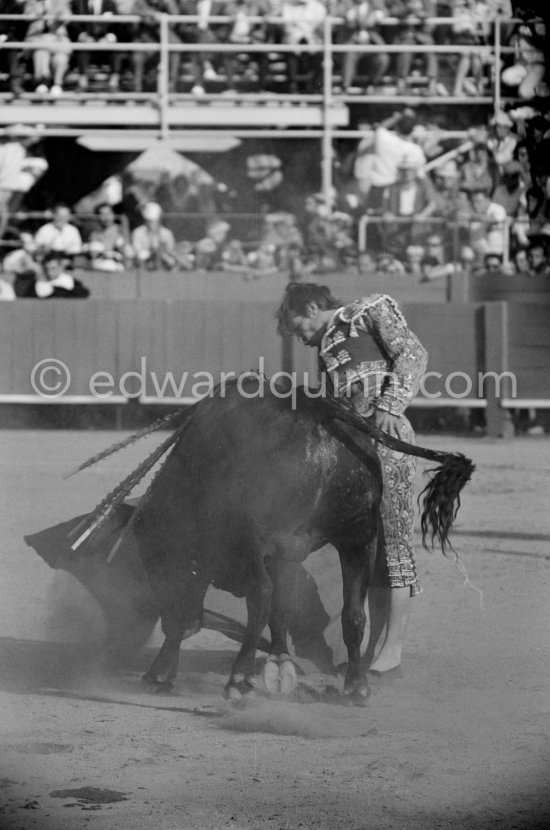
[{"x1": 0, "y1": 429, "x2": 549, "y2": 830}]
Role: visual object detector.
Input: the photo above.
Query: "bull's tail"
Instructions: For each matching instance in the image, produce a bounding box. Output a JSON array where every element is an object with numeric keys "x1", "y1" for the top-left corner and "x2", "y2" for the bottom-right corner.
[{"x1": 322, "y1": 398, "x2": 475, "y2": 553}]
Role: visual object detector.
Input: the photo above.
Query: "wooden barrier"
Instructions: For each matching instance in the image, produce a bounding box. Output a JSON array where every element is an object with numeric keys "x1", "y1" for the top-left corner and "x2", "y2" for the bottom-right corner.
[
  {"x1": 73, "y1": 268, "x2": 449, "y2": 306},
  {"x1": 0, "y1": 299, "x2": 548, "y2": 437}
]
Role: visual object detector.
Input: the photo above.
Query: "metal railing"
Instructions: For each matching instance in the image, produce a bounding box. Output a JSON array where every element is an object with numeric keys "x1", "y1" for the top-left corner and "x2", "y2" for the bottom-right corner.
[{"x1": 0, "y1": 13, "x2": 538, "y2": 205}]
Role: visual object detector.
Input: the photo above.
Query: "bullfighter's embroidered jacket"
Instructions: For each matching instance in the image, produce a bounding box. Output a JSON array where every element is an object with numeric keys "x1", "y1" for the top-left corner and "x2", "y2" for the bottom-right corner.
[{"x1": 318, "y1": 294, "x2": 428, "y2": 416}]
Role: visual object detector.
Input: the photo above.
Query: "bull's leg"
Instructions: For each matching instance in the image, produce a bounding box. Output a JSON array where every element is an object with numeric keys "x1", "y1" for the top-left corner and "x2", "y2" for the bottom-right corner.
[
  {"x1": 142, "y1": 579, "x2": 208, "y2": 693},
  {"x1": 338, "y1": 539, "x2": 377, "y2": 707},
  {"x1": 226, "y1": 555, "x2": 272, "y2": 703},
  {"x1": 264, "y1": 557, "x2": 298, "y2": 696}
]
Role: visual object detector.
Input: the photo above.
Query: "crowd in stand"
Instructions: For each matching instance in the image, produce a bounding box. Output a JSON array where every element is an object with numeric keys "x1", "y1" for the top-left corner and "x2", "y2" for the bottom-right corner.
[
  {"x1": 2, "y1": 96, "x2": 550, "y2": 298},
  {"x1": 0, "y1": 1, "x2": 543, "y2": 97}
]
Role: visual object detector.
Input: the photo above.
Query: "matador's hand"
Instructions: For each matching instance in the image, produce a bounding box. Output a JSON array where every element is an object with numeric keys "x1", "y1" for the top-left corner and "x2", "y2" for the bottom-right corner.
[{"x1": 370, "y1": 409, "x2": 402, "y2": 438}]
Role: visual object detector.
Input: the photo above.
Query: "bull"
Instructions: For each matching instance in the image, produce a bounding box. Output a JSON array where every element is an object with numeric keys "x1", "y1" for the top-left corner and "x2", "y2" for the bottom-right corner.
[{"x1": 50, "y1": 377, "x2": 474, "y2": 706}]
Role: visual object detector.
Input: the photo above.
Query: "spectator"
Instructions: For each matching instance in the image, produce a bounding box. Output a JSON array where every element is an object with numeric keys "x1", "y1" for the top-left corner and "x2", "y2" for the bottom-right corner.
[
  {"x1": 281, "y1": 0, "x2": 326, "y2": 94},
  {"x1": 492, "y1": 160, "x2": 525, "y2": 218},
  {"x1": 487, "y1": 110, "x2": 518, "y2": 172},
  {"x1": 189, "y1": 0, "x2": 238, "y2": 95},
  {"x1": 33, "y1": 251, "x2": 90, "y2": 298},
  {"x1": 512, "y1": 141, "x2": 532, "y2": 188},
  {"x1": 0, "y1": 124, "x2": 47, "y2": 241},
  {"x1": 337, "y1": 0, "x2": 390, "y2": 94},
  {"x1": 513, "y1": 247, "x2": 530, "y2": 276},
  {"x1": 131, "y1": 0, "x2": 183, "y2": 92},
  {"x1": 381, "y1": 156, "x2": 437, "y2": 253},
  {"x1": 85, "y1": 203, "x2": 132, "y2": 272},
  {"x1": 451, "y1": 0, "x2": 486, "y2": 97},
  {"x1": 501, "y1": 10, "x2": 547, "y2": 100},
  {"x1": 353, "y1": 110, "x2": 426, "y2": 202},
  {"x1": 459, "y1": 141, "x2": 496, "y2": 195},
  {"x1": 0, "y1": 276, "x2": 16, "y2": 301},
  {"x1": 0, "y1": 0, "x2": 27, "y2": 96},
  {"x1": 390, "y1": 0, "x2": 445, "y2": 97},
  {"x1": 23, "y1": 0, "x2": 72, "y2": 95},
  {"x1": 1, "y1": 232, "x2": 43, "y2": 296},
  {"x1": 527, "y1": 240, "x2": 549, "y2": 276},
  {"x1": 194, "y1": 218, "x2": 231, "y2": 270},
  {"x1": 35, "y1": 204, "x2": 83, "y2": 258},
  {"x1": 69, "y1": 0, "x2": 123, "y2": 91},
  {"x1": 469, "y1": 188, "x2": 508, "y2": 259},
  {"x1": 131, "y1": 201, "x2": 178, "y2": 269}
]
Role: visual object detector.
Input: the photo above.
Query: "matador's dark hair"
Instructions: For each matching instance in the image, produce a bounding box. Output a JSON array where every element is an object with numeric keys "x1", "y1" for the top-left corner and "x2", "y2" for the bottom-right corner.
[{"x1": 275, "y1": 282, "x2": 342, "y2": 336}]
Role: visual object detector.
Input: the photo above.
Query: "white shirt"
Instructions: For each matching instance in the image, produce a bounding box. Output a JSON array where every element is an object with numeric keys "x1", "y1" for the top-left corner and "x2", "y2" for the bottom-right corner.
[
  {"x1": 34, "y1": 222, "x2": 83, "y2": 255},
  {"x1": 35, "y1": 272, "x2": 75, "y2": 298},
  {"x1": 282, "y1": 0, "x2": 326, "y2": 45}
]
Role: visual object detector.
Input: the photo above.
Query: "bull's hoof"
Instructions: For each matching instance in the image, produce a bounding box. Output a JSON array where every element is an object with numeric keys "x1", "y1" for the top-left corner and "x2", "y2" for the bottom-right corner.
[
  {"x1": 262, "y1": 656, "x2": 280, "y2": 695},
  {"x1": 262, "y1": 654, "x2": 297, "y2": 697},
  {"x1": 342, "y1": 682, "x2": 371, "y2": 707},
  {"x1": 141, "y1": 673, "x2": 174, "y2": 694},
  {"x1": 224, "y1": 674, "x2": 256, "y2": 706}
]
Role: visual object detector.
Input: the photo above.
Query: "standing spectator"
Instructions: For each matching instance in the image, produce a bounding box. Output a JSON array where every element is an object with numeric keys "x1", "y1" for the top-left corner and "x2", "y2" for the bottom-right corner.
[
  {"x1": 23, "y1": 0, "x2": 72, "y2": 95},
  {"x1": 34, "y1": 203, "x2": 83, "y2": 257},
  {"x1": 281, "y1": 0, "x2": 326, "y2": 94},
  {"x1": 33, "y1": 251, "x2": 90, "y2": 298},
  {"x1": 131, "y1": 201, "x2": 178, "y2": 269},
  {"x1": 353, "y1": 110, "x2": 426, "y2": 202},
  {"x1": 0, "y1": 125, "x2": 47, "y2": 242},
  {"x1": 69, "y1": 0, "x2": 123, "y2": 91},
  {"x1": 469, "y1": 188, "x2": 508, "y2": 259},
  {"x1": 85, "y1": 203, "x2": 132, "y2": 272}
]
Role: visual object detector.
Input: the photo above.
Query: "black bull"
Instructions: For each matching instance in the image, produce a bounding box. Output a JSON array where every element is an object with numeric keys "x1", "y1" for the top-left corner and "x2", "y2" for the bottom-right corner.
[{"x1": 26, "y1": 380, "x2": 474, "y2": 705}]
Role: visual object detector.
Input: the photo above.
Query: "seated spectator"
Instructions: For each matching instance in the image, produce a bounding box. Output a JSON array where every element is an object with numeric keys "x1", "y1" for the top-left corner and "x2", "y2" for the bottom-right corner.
[
  {"x1": 492, "y1": 161, "x2": 525, "y2": 218},
  {"x1": 69, "y1": 0, "x2": 123, "y2": 91},
  {"x1": 389, "y1": 0, "x2": 445, "y2": 97},
  {"x1": 131, "y1": 201, "x2": 177, "y2": 269},
  {"x1": 337, "y1": 0, "x2": 390, "y2": 94},
  {"x1": 482, "y1": 252, "x2": 506, "y2": 275},
  {"x1": 513, "y1": 247, "x2": 531, "y2": 276},
  {"x1": 194, "y1": 218, "x2": 231, "y2": 270},
  {"x1": 0, "y1": 0, "x2": 27, "y2": 96},
  {"x1": 34, "y1": 203, "x2": 83, "y2": 258},
  {"x1": 281, "y1": 0, "x2": 326, "y2": 94},
  {"x1": 501, "y1": 9, "x2": 548, "y2": 100},
  {"x1": 85, "y1": 203, "x2": 132, "y2": 272},
  {"x1": 513, "y1": 141, "x2": 532, "y2": 188},
  {"x1": 0, "y1": 276, "x2": 16, "y2": 301},
  {"x1": 33, "y1": 251, "x2": 90, "y2": 298},
  {"x1": 1, "y1": 231, "x2": 42, "y2": 296},
  {"x1": 381, "y1": 156, "x2": 437, "y2": 254},
  {"x1": 459, "y1": 142, "x2": 496, "y2": 195},
  {"x1": 527, "y1": 240, "x2": 549, "y2": 276},
  {"x1": 189, "y1": 0, "x2": 243, "y2": 95},
  {"x1": 131, "y1": 0, "x2": 184, "y2": 92},
  {"x1": 451, "y1": 0, "x2": 486, "y2": 97},
  {"x1": 221, "y1": 239, "x2": 253, "y2": 276},
  {"x1": 469, "y1": 188, "x2": 508, "y2": 260},
  {"x1": 487, "y1": 110, "x2": 519, "y2": 173},
  {"x1": 23, "y1": 0, "x2": 72, "y2": 95}
]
